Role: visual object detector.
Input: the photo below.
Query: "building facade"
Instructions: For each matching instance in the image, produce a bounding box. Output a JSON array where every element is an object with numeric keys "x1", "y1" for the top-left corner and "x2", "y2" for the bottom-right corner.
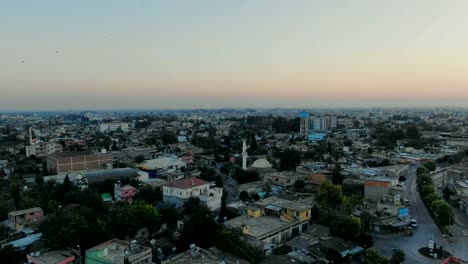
[
  {"x1": 26, "y1": 142, "x2": 63, "y2": 158},
  {"x1": 86, "y1": 239, "x2": 152, "y2": 264},
  {"x1": 99, "y1": 122, "x2": 129, "y2": 133},
  {"x1": 47, "y1": 152, "x2": 113, "y2": 174},
  {"x1": 8, "y1": 207, "x2": 44, "y2": 230},
  {"x1": 163, "y1": 177, "x2": 223, "y2": 210}
]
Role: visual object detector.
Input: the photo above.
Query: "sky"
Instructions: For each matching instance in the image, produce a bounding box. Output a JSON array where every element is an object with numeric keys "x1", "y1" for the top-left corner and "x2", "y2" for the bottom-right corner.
[{"x1": 1, "y1": 0, "x2": 468, "y2": 110}]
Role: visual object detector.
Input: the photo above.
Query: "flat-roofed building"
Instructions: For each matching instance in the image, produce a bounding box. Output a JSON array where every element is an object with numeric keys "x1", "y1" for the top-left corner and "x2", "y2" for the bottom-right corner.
[
  {"x1": 85, "y1": 239, "x2": 152, "y2": 264},
  {"x1": 225, "y1": 197, "x2": 312, "y2": 247},
  {"x1": 8, "y1": 207, "x2": 43, "y2": 230},
  {"x1": 99, "y1": 122, "x2": 129, "y2": 133}
]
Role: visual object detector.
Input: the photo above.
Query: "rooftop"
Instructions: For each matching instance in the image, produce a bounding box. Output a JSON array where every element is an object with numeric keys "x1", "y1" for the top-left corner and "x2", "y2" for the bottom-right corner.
[
  {"x1": 165, "y1": 177, "x2": 209, "y2": 189},
  {"x1": 225, "y1": 215, "x2": 294, "y2": 239},
  {"x1": 86, "y1": 239, "x2": 151, "y2": 264},
  {"x1": 9, "y1": 207, "x2": 42, "y2": 217},
  {"x1": 255, "y1": 197, "x2": 313, "y2": 212}
]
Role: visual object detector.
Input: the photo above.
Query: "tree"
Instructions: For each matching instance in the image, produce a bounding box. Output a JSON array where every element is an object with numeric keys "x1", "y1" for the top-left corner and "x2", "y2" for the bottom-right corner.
[
  {"x1": 179, "y1": 197, "x2": 219, "y2": 249},
  {"x1": 134, "y1": 186, "x2": 162, "y2": 205},
  {"x1": 431, "y1": 200, "x2": 454, "y2": 227},
  {"x1": 214, "y1": 228, "x2": 263, "y2": 264},
  {"x1": 390, "y1": 249, "x2": 406, "y2": 264},
  {"x1": 105, "y1": 201, "x2": 161, "y2": 239},
  {"x1": 160, "y1": 129, "x2": 178, "y2": 145},
  {"x1": 134, "y1": 155, "x2": 145, "y2": 164},
  {"x1": 279, "y1": 149, "x2": 301, "y2": 171},
  {"x1": 249, "y1": 134, "x2": 258, "y2": 152},
  {"x1": 316, "y1": 181, "x2": 344, "y2": 209},
  {"x1": 293, "y1": 179, "x2": 306, "y2": 189},
  {"x1": 332, "y1": 164, "x2": 344, "y2": 185},
  {"x1": 239, "y1": 191, "x2": 250, "y2": 201},
  {"x1": 405, "y1": 124, "x2": 421, "y2": 140},
  {"x1": 421, "y1": 185, "x2": 435, "y2": 201},
  {"x1": 0, "y1": 245, "x2": 24, "y2": 264},
  {"x1": 34, "y1": 174, "x2": 44, "y2": 186},
  {"x1": 424, "y1": 161, "x2": 436, "y2": 172},
  {"x1": 367, "y1": 249, "x2": 389, "y2": 264},
  {"x1": 158, "y1": 203, "x2": 180, "y2": 229}
]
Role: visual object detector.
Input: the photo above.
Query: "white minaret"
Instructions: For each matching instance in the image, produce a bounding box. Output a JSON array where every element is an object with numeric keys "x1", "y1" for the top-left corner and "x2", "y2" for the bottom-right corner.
[{"x1": 242, "y1": 139, "x2": 248, "y2": 170}]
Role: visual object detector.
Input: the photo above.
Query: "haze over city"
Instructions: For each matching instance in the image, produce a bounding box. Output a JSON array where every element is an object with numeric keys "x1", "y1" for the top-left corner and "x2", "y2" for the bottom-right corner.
[{"x1": 1, "y1": 1, "x2": 468, "y2": 110}]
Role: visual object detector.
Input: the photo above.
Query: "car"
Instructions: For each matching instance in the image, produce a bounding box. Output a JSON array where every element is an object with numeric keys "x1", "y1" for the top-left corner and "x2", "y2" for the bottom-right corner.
[{"x1": 410, "y1": 219, "x2": 417, "y2": 228}]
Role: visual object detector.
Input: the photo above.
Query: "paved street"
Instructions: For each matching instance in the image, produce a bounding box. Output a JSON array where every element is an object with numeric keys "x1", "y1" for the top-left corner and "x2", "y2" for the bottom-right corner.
[{"x1": 371, "y1": 165, "x2": 466, "y2": 263}]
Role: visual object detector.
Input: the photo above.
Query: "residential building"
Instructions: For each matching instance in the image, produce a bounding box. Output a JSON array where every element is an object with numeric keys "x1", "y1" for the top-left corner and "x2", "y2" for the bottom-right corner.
[
  {"x1": 364, "y1": 177, "x2": 404, "y2": 203},
  {"x1": 114, "y1": 182, "x2": 137, "y2": 203},
  {"x1": 298, "y1": 112, "x2": 309, "y2": 137},
  {"x1": 139, "y1": 156, "x2": 186, "y2": 174},
  {"x1": 8, "y1": 207, "x2": 44, "y2": 230},
  {"x1": 26, "y1": 249, "x2": 78, "y2": 264},
  {"x1": 26, "y1": 142, "x2": 63, "y2": 158},
  {"x1": 163, "y1": 177, "x2": 223, "y2": 210},
  {"x1": 99, "y1": 122, "x2": 129, "y2": 133},
  {"x1": 310, "y1": 116, "x2": 337, "y2": 131},
  {"x1": 86, "y1": 239, "x2": 152, "y2": 264},
  {"x1": 225, "y1": 197, "x2": 312, "y2": 247},
  {"x1": 161, "y1": 245, "x2": 248, "y2": 264},
  {"x1": 47, "y1": 151, "x2": 113, "y2": 174},
  {"x1": 263, "y1": 171, "x2": 304, "y2": 188}
]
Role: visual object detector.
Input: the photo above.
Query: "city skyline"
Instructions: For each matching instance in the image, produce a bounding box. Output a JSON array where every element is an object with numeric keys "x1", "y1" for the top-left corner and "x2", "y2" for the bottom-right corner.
[{"x1": 2, "y1": 1, "x2": 468, "y2": 110}]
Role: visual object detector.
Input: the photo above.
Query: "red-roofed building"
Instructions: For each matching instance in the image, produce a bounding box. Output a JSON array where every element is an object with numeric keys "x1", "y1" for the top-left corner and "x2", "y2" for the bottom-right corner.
[{"x1": 163, "y1": 177, "x2": 222, "y2": 210}]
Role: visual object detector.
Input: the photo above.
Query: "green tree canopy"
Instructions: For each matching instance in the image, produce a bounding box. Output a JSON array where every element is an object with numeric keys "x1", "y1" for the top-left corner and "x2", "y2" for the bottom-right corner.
[{"x1": 316, "y1": 181, "x2": 345, "y2": 209}]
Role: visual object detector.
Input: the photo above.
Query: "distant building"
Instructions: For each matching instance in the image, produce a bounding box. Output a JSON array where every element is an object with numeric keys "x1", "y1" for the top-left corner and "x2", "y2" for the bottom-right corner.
[
  {"x1": 298, "y1": 112, "x2": 310, "y2": 137},
  {"x1": 161, "y1": 245, "x2": 248, "y2": 264},
  {"x1": 99, "y1": 122, "x2": 129, "y2": 133},
  {"x1": 139, "y1": 156, "x2": 186, "y2": 174},
  {"x1": 163, "y1": 177, "x2": 223, "y2": 210},
  {"x1": 85, "y1": 239, "x2": 152, "y2": 264},
  {"x1": 310, "y1": 116, "x2": 337, "y2": 131},
  {"x1": 8, "y1": 207, "x2": 43, "y2": 230},
  {"x1": 26, "y1": 142, "x2": 63, "y2": 158},
  {"x1": 46, "y1": 151, "x2": 113, "y2": 174}
]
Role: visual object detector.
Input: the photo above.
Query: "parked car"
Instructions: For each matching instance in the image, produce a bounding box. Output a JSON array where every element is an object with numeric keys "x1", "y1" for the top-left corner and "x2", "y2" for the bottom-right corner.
[{"x1": 410, "y1": 219, "x2": 417, "y2": 228}]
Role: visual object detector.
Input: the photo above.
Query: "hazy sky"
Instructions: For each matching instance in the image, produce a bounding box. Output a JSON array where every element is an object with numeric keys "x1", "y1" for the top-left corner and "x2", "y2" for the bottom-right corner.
[{"x1": 2, "y1": 1, "x2": 468, "y2": 110}]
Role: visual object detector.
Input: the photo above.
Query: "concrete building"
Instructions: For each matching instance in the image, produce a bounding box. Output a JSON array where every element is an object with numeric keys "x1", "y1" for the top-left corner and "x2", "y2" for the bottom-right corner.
[
  {"x1": 161, "y1": 245, "x2": 248, "y2": 264},
  {"x1": 47, "y1": 151, "x2": 113, "y2": 174},
  {"x1": 298, "y1": 112, "x2": 309, "y2": 137},
  {"x1": 364, "y1": 177, "x2": 404, "y2": 203},
  {"x1": 139, "y1": 156, "x2": 186, "y2": 174},
  {"x1": 311, "y1": 116, "x2": 337, "y2": 131},
  {"x1": 26, "y1": 142, "x2": 63, "y2": 158},
  {"x1": 225, "y1": 197, "x2": 312, "y2": 247},
  {"x1": 8, "y1": 207, "x2": 44, "y2": 230},
  {"x1": 163, "y1": 177, "x2": 223, "y2": 210},
  {"x1": 99, "y1": 122, "x2": 129, "y2": 133},
  {"x1": 85, "y1": 239, "x2": 152, "y2": 264},
  {"x1": 26, "y1": 249, "x2": 78, "y2": 264},
  {"x1": 263, "y1": 171, "x2": 305, "y2": 188}
]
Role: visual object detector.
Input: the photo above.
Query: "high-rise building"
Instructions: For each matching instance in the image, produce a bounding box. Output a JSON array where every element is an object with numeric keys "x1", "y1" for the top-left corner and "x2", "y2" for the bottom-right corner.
[
  {"x1": 298, "y1": 112, "x2": 310, "y2": 136},
  {"x1": 310, "y1": 116, "x2": 337, "y2": 131}
]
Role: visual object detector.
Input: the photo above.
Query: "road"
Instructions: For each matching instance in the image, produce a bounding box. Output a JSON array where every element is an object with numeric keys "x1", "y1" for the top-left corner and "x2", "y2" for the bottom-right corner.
[{"x1": 372, "y1": 165, "x2": 446, "y2": 263}]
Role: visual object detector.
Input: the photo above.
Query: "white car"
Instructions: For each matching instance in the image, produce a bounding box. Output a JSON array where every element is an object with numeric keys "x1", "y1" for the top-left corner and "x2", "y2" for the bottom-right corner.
[{"x1": 410, "y1": 219, "x2": 417, "y2": 228}]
